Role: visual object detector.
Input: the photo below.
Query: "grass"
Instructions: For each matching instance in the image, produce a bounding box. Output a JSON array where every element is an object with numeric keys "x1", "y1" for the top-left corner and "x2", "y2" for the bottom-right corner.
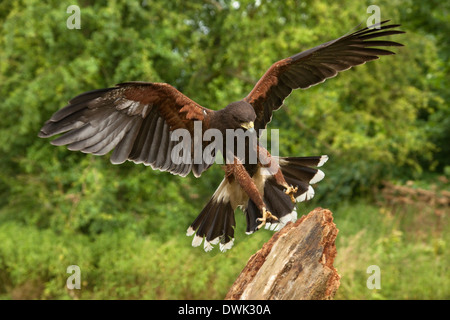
[
  {"x1": 333, "y1": 201, "x2": 449, "y2": 299},
  {"x1": 0, "y1": 197, "x2": 448, "y2": 300}
]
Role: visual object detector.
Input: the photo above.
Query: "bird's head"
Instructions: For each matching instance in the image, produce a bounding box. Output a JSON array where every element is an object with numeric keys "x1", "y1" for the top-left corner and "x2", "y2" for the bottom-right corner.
[{"x1": 222, "y1": 101, "x2": 256, "y2": 133}]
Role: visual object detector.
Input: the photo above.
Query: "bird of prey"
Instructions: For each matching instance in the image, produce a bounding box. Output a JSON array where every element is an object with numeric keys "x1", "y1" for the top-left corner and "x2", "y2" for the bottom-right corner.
[{"x1": 39, "y1": 21, "x2": 404, "y2": 252}]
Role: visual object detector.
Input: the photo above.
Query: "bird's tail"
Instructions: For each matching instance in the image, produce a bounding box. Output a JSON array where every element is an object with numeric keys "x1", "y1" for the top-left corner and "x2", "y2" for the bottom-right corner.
[
  {"x1": 186, "y1": 179, "x2": 236, "y2": 252},
  {"x1": 186, "y1": 155, "x2": 329, "y2": 252},
  {"x1": 245, "y1": 155, "x2": 328, "y2": 234}
]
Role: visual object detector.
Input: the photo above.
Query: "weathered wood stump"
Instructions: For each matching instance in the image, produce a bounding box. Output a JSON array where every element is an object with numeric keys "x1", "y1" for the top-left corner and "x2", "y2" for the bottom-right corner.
[{"x1": 226, "y1": 207, "x2": 340, "y2": 300}]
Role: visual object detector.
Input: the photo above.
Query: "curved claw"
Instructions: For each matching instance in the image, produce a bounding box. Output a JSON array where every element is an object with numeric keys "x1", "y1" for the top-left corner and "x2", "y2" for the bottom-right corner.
[{"x1": 257, "y1": 208, "x2": 278, "y2": 230}]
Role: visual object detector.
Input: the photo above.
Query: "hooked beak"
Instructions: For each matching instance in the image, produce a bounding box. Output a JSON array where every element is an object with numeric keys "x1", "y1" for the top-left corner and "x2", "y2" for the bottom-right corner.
[{"x1": 241, "y1": 121, "x2": 255, "y2": 133}]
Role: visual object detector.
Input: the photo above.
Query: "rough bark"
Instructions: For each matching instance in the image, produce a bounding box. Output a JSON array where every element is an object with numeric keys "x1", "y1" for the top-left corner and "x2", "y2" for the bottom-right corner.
[{"x1": 225, "y1": 207, "x2": 340, "y2": 300}]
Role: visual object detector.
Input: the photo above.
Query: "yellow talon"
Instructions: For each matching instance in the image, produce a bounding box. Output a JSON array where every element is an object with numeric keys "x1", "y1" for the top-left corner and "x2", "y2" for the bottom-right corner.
[
  {"x1": 285, "y1": 185, "x2": 298, "y2": 203},
  {"x1": 257, "y1": 208, "x2": 278, "y2": 230}
]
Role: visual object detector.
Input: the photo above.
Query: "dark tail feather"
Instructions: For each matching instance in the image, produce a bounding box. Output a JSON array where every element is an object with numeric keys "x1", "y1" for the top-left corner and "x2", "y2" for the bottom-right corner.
[
  {"x1": 245, "y1": 178, "x2": 297, "y2": 234},
  {"x1": 186, "y1": 183, "x2": 235, "y2": 252},
  {"x1": 245, "y1": 199, "x2": 261, "y2": 234},
  {"x1": 245, "y1": 155, "x2": 328, "y2": 233},
  {"x1": 280, "y1": 155, "x2": 328, "y2": 168},
  {"x1": 279, "y1": 155, "x2": 328, "y2": 202}
]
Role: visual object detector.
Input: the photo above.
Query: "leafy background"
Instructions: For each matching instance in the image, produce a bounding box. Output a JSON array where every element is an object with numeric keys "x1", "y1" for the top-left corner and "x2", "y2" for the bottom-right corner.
[{"x1": 0, "y1": 0, "x2": 448, "y2": 299}]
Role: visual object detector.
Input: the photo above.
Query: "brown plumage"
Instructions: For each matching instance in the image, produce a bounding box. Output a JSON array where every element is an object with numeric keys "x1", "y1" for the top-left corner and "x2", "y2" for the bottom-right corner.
[
  {"x1": 39, "y1": 21, "x2": 404, "y2": 252},
  {"x1": 245, "y1": 21, "x2": 405, "y2": 132}
]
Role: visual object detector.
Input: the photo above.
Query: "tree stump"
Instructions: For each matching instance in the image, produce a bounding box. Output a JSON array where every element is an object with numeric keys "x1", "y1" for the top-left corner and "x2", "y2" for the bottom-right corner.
[{"x1": 225, "y1": 207, "x2": 340, "y2": 300}]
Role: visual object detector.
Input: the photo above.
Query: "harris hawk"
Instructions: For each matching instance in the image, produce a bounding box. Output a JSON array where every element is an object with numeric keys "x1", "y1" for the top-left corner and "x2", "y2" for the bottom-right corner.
[{"x1": 39, "y1": 21, "x2": 404, "y2": 252}]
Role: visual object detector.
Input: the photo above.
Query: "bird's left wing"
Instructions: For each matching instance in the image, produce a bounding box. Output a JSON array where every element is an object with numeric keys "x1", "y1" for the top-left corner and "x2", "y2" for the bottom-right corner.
[
  {"x1": 39, "y1": 82, "x2": 215, "y2": 177},
  {"x1": 244, "y1": 20, "x2": 405, "y2": 133}
]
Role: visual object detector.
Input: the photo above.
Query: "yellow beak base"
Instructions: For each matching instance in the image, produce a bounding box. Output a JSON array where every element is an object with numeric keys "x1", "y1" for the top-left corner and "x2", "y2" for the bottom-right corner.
[{"x1": 241, "y1": 121, "x2": 254, "y2": 130}]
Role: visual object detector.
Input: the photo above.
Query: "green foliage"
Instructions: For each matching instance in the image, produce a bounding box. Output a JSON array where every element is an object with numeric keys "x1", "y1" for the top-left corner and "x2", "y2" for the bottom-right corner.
[
  {"x1": 0, "y1": 214, "x2": 271, "y2": 299},
  {"x1": 0, "y1": 0, "x2": 448, "y2": 299}
]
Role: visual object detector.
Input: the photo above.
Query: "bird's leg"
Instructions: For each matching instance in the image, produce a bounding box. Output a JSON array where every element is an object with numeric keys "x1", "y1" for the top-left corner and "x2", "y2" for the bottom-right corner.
[
  {"x1": 258, "y1": 146, "x2": 298, "y2": 203},
  {"x1": 226, "y1": 157, "x2": 277, "y2": 229}
]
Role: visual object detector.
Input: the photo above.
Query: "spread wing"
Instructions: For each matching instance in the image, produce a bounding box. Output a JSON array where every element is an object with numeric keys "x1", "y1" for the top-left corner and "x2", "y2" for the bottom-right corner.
[
  {"x1": 244, "y1": 20, "x2": 405, "y2": 132},
  {"x1": 39, "y1": 82, "x2": 215, "y2": 177}
]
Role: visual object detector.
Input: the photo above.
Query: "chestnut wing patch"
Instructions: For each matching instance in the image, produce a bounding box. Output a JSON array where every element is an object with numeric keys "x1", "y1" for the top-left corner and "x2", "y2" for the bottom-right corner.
[
  {"x1": 39, "y1": 82, "x2": 215, "y2": 177},
  {"x1": 245, "y1": 21, "x2": 404, "y2": 133}
]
